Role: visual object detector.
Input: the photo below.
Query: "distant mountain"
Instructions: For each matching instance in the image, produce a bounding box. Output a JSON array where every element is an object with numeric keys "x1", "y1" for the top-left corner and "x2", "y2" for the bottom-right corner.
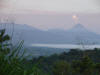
[
  {"x1": 1, "y1": 23, "x2": 100, "y2": 45},
  {"x1": 47, "y1": 24, "x2": 100, "y2": 44}
]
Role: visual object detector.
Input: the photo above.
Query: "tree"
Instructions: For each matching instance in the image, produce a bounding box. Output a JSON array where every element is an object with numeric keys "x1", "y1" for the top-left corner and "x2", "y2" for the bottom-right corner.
[
  {"x1": 0, "y1": 29, "x2": 10, "y2": 55},
  {"x1": 72, "y1": 56, "x2": 95, "y2": 75},
  {"x1": 0, "y1": 29, "x2": 10, "y2": 43},
  {"x1": 53, "y1": 61, "x2": 70, "y2": 75},
  {"x1": 72, "y1": 60, "x2": 81, "y2": 75},
  {"x1": 95, "y1": 63, "x2": 100, "y2": 75},
  {"x1": 80, "y1": 56, "x2": 95, "y2": 75}
]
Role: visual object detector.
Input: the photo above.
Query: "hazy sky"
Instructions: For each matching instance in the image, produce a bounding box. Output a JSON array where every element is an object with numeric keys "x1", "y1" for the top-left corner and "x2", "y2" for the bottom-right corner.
[
  {"x1": 0, "y1": 0, "x2": 100, "y2": 33},
  {"x1": 0, "y1": 0, "x2": 100, "y2": 13}
]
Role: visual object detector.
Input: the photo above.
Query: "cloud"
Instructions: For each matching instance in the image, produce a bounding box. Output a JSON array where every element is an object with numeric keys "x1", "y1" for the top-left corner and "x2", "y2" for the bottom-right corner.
[
  {"x1": 11, "y1": 0, "x2": 100, "y2": 13},
  {"x1": 0, "y1": 0, "x2": 8, "y2": 9},
  {"x1": 95, "y1": 0, "x2": 100, "y2": 6},
  {"x1": 0, "y1": 0, "x2": 100, "y2": 14}
]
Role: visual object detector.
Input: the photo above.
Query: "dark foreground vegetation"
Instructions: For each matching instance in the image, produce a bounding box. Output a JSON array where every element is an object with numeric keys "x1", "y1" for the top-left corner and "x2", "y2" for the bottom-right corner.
[{"x1": 0, "y1": 29, "x2": 100, "y2": 75}]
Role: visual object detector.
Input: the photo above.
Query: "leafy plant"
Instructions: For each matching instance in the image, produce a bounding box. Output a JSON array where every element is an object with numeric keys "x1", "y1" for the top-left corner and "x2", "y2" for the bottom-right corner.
[{"x1": 0, "y1": 29, "x2": 46, "y2": 75}]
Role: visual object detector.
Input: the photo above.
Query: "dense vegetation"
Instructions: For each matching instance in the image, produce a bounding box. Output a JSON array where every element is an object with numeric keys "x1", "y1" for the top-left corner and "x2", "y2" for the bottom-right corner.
[
  {"x1": 31, "y1": 48, "x2": 100, "y2": 75},
  {"x1": 0, "y1": 29, "x2": 100, "y2": 75},
  {"x1": 0, "y1": 29, "x2": 48, "y2": 75}
]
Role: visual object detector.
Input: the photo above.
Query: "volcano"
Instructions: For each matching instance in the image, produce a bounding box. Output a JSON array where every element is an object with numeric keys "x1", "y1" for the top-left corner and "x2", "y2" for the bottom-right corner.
[
  {"x1": 46, "y1": 24, "x2": 100, "y2": 44},
  {"x1": 1, "y1": 23, "x2": 100, "y2": 45}
]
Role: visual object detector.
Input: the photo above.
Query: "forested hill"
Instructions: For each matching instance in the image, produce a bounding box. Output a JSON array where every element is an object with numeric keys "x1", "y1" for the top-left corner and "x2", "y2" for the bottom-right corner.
[
  {"x1": 26, "y1": 48, "x2": 100, "y2": 75},
  {"x1": 33, "y1": 48, "x2": 100, "y2": 64}
]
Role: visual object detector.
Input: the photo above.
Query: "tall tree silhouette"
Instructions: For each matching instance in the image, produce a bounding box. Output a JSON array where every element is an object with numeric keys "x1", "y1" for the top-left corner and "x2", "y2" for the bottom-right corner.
[
  {"x1": 0, "y1": 29, "x2": 10, "y2": 45},
  {"x1": 0, "y1": 29, "x2": 10, "y2": 54}
]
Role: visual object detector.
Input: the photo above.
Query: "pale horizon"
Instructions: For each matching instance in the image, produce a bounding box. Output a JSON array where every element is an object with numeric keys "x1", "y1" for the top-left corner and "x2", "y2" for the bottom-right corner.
[{"x1": 0, "y1": 0, "x2": 100, "y2": 34}]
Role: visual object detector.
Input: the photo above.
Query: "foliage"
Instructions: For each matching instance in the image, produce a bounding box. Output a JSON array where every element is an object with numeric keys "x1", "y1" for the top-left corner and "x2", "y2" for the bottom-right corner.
[
  {"x1": 1, "y1": 29, "x2": 100, "y2": 75},
  {"x1": 33, "y1": 49, "x2": 100, "y2": 75},
  {"x1": 0, "y1": 29, "x2": 47, "y2": 75},
  {"x1": 53, "y1": 61, "x2": 70, "y2": 75},
  {"x1": 72, "y1": 56, "x2": 95, "y2": 75}
]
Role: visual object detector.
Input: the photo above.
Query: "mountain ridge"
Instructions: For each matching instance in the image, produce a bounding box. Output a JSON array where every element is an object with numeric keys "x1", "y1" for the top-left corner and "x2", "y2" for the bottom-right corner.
[{"x1": 0, "y1": 23, "x2": 100, "y2": 45}]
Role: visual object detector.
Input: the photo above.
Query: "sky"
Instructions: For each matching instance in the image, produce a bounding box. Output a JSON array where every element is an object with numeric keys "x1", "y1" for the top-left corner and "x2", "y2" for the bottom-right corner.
[{"x1": 0, "y1": 0, "x2": 100, "y2": 33}]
